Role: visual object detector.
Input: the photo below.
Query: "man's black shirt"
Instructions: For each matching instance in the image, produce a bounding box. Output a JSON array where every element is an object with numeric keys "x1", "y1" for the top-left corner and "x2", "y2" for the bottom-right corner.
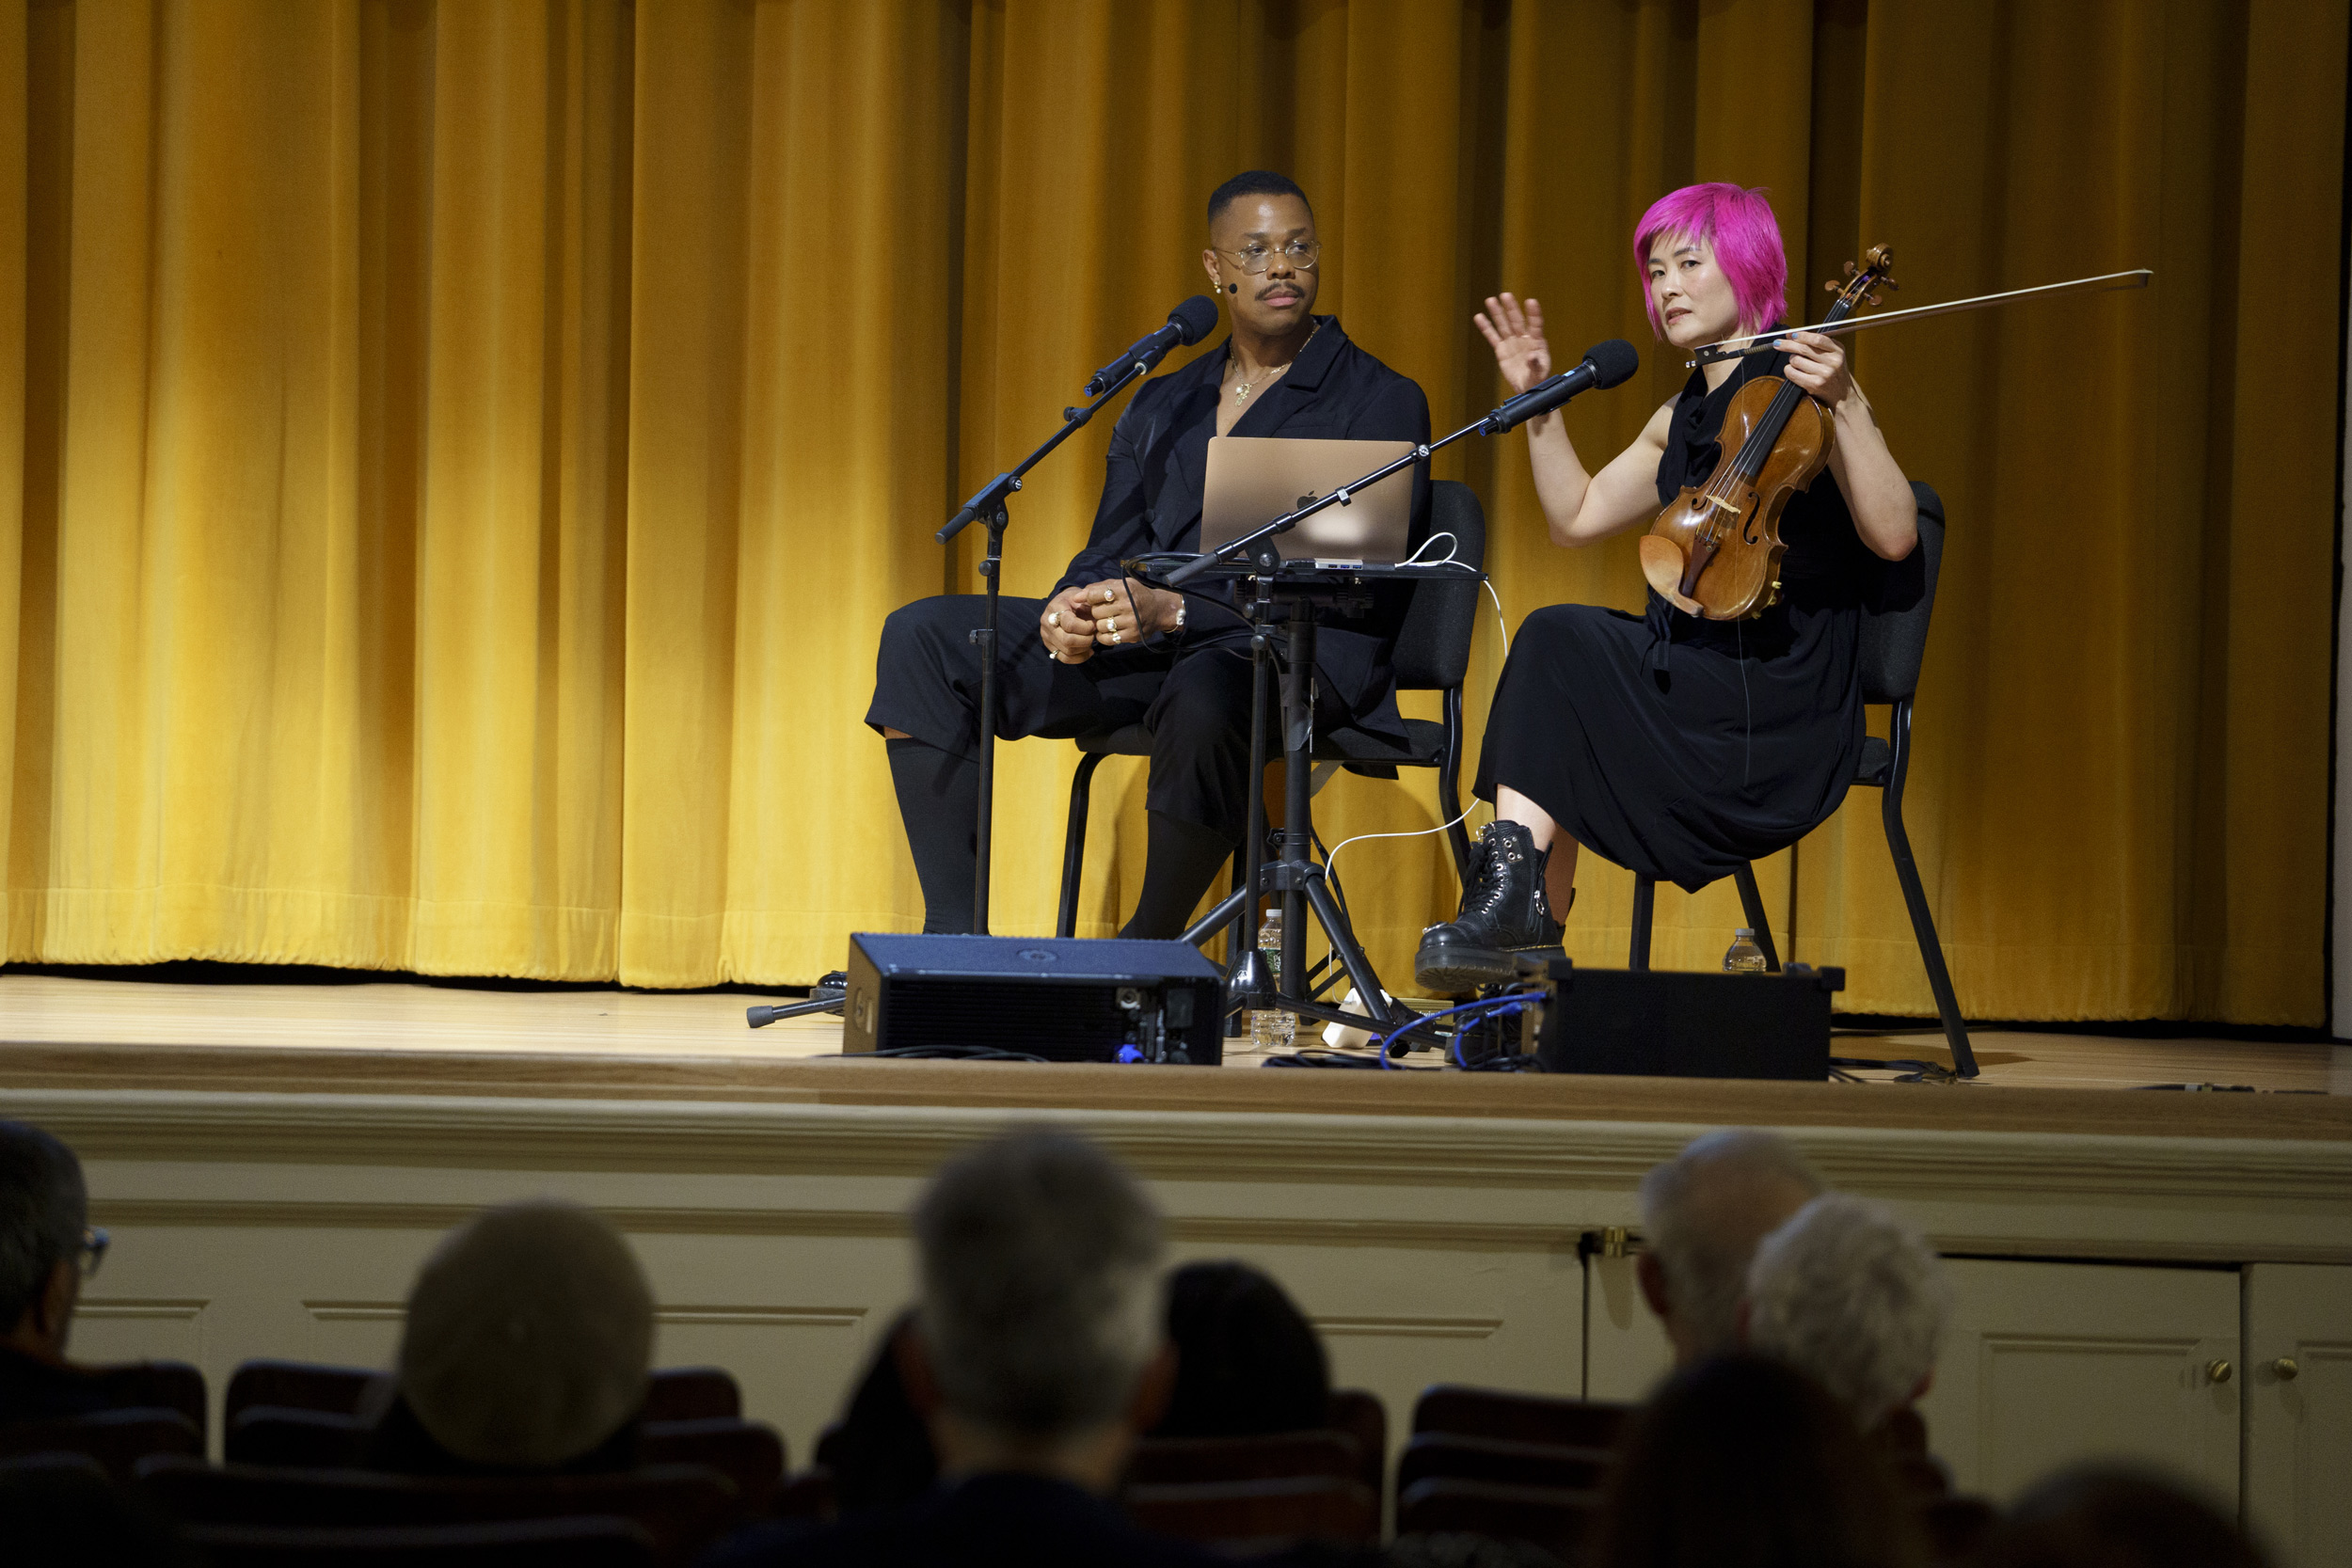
[{"x1": 1055, "y1": 316, "x2": 1432, "y2": 746}]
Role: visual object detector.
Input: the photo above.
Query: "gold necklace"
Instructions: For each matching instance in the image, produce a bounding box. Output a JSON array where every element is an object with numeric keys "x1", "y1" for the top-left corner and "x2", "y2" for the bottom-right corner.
[{"x1": 1230, "y1": 322, "x2": 1319, "y2": 403}]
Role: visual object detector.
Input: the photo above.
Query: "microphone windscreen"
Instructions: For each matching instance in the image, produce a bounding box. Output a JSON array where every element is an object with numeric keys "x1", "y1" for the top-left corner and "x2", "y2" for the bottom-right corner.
[
  {"x1": 1583, "y1": 339, "x2": 1640, "y2": 388},
  {"x1": 1169, "y1": 294, "x2": 1222, "y2": 345}
]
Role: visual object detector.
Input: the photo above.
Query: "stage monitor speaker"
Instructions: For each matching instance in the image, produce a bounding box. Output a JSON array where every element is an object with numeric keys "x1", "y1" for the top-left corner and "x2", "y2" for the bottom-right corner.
[
  {"x1": 1520, "y1": 958, "x2": 1842, "y2": 1081},
  {"x1": 843, "y1": 933, "x2": 1225, "y2": 1066}
]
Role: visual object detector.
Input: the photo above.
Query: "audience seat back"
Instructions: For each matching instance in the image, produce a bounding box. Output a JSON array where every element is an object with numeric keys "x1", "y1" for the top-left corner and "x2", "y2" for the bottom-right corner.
[
  {"x1": 638, "y1": 1418, "x2": 784, "y2": 1511},
  {"x1": 0, "y1": 1407, "x2": 201, "y2": 1482},
  {"x1": 768, "y1": 1466, "x2": 835, "y2": 1523},
  {"x1": 180, "y1": 1515, "x2": 660, "y2": 1567},
  {"x1": 227, "y1": 1361, "x2": 375, "y2": 1424},
  {"x1": 1396, "y1": 1432, "x2": 1612, "y2": 1495},
  {"x1": 1126, "y1": 1475, "x2": 1379, "y2": 1553},
  {"x1": 135, "y1": 1455, "x2": 738, "y2": 1565},
  {"x1": 87, "y1": 1359, "x2": 208, "y2": 1441},
  {"x1": 1396, "y1": 1476, "x2": 1603, "y2": 1560},
  {"x1": 1412, "y1": 1385, "x2": 1632, "y2": 1450},
  {"x1": 1126, "y1": 1430, "x2": 1359, "y2": 1487},
  {"x1": 1326, "y1": 1387, "x2": 1387, "y2": 1497},
  {"x1": 643, "y1": 1368, "x2": 739, "y2": 1422},
  {"x1": 227, "y1": 1407, "x2": 368, "y2": 1469},
  {"x1": 226, "y1": 1360, "x2": 742, "y2": 1426}
]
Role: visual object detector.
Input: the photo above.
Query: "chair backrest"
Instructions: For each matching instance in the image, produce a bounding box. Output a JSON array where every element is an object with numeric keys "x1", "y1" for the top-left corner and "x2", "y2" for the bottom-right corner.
[
  {"x1": 1410, "y1": 1385, "x2": 1632, "y2": 1451},
  {"x1": 226, "y1": 1359, "x2": 740, "y2": 1425},
  {"x1": 227, "y1": 1360, "x2": 375, "y2": 1423},
  {"x1": 1857, "y1": 481, "x2": 1945, "y2": 705},
  {"x1": 1325, "y1": 1387, "x2": 1387, "y2": 1500},
  {"x1": 642, "y1": 1368, "x2": 740, "y2": 1423},
  {"x1": 1124, "y1": 1429, "x2": 1359, "y2": 1488},
  {"x1": 181, "y1": 1516, "x2": 660, "y2": 1568},
  {"x1": 1124, "y1": 1475, "x2": 1379, "y2": 1552},
  {"x1": 87, "y1": 1359, "x2": 208, "y2": 1441},
  {"x1": 0, "y1": 1407, "x2": 202, "y2": 1482},
  {"x1": 1390, "y1": 480, "x2": 1487, "y2": 691},
  {"x1": 135, "y1": 1455, "x2": 739, "y2": 1562},
  {"x1": 1394, "y1": 1476, "x2": 1602, "y2": 1560},
  {"x1": 768, "y1": 1467, "x2": 835, "y2": 1522},
  {"x1": 637, "y1": 1418, "x2": 784, "y2": 1513},
  {"x1": 1395, "y1": 1432, "x2": 1613, "y2": 1495},
  {"x1": 227, "y1": 1406, "x2": 369, "y2": 1468}
]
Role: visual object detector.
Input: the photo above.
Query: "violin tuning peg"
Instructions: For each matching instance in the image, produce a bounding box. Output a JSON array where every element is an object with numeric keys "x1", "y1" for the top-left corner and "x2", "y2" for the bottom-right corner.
[
  {"x1": 1880, "y1": 278, "x2": 1899, "y2": 291},
  {"x1": 1824, "y1": 280, "x2": 1841, "y2": 293}
]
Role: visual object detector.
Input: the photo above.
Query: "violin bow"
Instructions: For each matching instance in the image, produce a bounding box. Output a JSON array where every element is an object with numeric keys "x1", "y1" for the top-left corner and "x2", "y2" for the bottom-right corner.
[{"x1": 1688, "y1": 268, "x2": 2153, "y2": 367}]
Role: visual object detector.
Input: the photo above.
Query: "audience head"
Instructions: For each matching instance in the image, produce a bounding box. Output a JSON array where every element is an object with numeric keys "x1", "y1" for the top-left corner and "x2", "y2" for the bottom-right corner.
[
  {"x1": 1152, "y1": 1259, "x2": 1329, "y2": 1438},
  {"x1": 0, "y1": 1121, "x2": 90, "y2": 1360},
  {"x1": 1588, "y1": 1354, "x2": 1924, "y2": 1568},
  {"x1": 1743, "y1": 1193, "x2": 1950, "y2": 1430},
  {"x1": 1976, "y1": 1465, "x2": 2268, "y2": 1568},
  {"x1": 394, "y1": 1199, "x2": 655, "y2": 1470},
  {"x1": 908, "y1": 1128, "x2": 1169, "y2": 1484},
  {"x1": 1635, "y1": 1129, "x2": 1822, "y2": 1362}
]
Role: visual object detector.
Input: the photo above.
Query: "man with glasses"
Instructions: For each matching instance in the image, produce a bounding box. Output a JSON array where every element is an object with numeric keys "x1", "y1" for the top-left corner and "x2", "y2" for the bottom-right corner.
[
  {"x1": 873, "y1": 171, "x2": 1431, "y2": 938},
  {"x1": 0, "y1": 1119, "x2": 124, "y2": 1421}
]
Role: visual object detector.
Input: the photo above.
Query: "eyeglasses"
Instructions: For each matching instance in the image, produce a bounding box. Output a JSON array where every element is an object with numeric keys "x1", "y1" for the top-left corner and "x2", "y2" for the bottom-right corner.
[
  {"x1": 79, "y1": 1227, "x2": 108, "y2": 1280},
  {"x1": 1216, "y1": 239, "x2": 1321, "y2": 275}
]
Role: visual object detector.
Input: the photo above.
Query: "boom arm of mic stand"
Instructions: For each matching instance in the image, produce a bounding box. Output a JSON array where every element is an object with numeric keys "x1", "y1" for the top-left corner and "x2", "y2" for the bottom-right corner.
[
  {"x1": 937, "y1": 353, "x2": 1157, "y2": 545},
  {"x1": 1162, "y1": 415, "x2": 1490, "y2": 588}
]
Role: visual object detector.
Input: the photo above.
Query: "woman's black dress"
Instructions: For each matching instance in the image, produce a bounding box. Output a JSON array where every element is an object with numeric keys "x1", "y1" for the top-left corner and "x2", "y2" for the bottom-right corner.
[{"x1": 1471, "y1": 350, "x2": 1885, "y2": 892}]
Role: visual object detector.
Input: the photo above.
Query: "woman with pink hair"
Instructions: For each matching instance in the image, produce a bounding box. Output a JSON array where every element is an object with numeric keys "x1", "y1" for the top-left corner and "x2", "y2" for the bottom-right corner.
[{"x1": 1416, "y1": 184, "x2": 1920, "y2": 991}]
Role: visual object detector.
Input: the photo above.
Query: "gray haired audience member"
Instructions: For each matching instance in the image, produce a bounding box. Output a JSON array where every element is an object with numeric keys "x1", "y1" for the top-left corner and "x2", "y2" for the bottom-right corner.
[
  {"x1": 1742, "y1": 1192, "x2": 1950, "y2": 1430},
  {"x1": 1635, "y1": 1129, "x2": 1824, "y2": 1363},
  {"x1": 0, "y1": 1119, "x2": 119, "y2": 1423},
  {"x1": 363, "y1": 1199, "x2": 656, "y2": 1473},
  {"x1": 705, "y1": 1128, "x2": 1238, "y2": 1568}
]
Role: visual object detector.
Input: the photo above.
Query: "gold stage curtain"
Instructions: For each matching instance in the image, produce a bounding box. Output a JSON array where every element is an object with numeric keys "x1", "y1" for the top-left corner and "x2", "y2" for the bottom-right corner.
[{"x1": 0, "y1": 0, "x2": 2338, "y2": 1022}]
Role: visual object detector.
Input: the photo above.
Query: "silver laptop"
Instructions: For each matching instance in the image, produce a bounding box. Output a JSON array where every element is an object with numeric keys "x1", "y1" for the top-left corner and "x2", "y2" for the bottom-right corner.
[{"x1": 1200, "y1": 436, "x2": 1418, "y2": 565}]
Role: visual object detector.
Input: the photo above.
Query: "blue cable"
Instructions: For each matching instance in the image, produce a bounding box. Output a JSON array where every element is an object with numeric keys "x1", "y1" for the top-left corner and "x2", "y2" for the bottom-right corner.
[{"x1": 1375, "y1": 994, "x2": 1528, "y2": 1069}]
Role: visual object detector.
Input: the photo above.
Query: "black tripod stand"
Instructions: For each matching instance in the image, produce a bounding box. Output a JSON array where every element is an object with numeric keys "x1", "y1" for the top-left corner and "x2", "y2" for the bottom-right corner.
[{"x1": 1169, "y1": 559, "x2": 1464, "y2": 1037}]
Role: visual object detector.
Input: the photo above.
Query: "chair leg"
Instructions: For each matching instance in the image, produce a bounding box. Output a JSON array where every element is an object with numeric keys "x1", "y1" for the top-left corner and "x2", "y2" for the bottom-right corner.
[
  {"x1": 1881, "y1": 699, "x2": 1978, "y2": 1078},
  {"x1": 1438, "y1": 685, "x2": 1473, "y2": 886},
  {"x1": 1057, "y1": 752, "x2": 1109, "y2": 940},
  {"x1": 1629, "y1": 877, "x2": 1655, "y2": 971},
  {"x1": 1731, "y1": 863, "x2": 1781, "y2": 973}
]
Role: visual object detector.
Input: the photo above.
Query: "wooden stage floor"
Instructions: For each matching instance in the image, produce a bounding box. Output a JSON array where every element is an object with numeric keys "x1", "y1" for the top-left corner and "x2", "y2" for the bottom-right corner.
[{"x1": 0, "y1": 974, "x2": 2344, "y2": 1145}]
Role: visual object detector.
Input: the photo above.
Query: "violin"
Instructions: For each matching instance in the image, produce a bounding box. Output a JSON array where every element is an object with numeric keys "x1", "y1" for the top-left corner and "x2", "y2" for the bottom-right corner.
[{"x1": 1638, "y1": 245, "x2": 1897, "y2": 621}]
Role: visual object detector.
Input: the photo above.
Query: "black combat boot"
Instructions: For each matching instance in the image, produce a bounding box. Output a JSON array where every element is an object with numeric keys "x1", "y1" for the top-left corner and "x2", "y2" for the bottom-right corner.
[{"x1": 1413, "y1": 820, "x2": 1567, "y2": 993}]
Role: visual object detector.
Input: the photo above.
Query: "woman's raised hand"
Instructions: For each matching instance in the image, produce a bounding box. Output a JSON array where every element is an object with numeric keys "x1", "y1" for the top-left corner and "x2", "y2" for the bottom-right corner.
[{"x1": 1474, "y1": 293, "x2": 1552, "y2": 395}]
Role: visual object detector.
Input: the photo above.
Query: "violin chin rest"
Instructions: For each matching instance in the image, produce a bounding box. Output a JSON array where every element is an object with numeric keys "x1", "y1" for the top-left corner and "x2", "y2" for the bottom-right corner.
[{"x1": 1638, "y1": 535, "x2": 1704, "y2": 616}]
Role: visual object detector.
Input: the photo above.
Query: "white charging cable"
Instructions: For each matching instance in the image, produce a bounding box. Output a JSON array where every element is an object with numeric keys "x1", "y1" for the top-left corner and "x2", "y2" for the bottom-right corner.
[{"x1": 1320, "y1": 578, "x2": 1515, "y2": 885}]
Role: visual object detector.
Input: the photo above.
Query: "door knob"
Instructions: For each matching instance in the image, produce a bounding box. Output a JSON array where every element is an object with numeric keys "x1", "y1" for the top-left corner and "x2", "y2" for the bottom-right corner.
[
  {"x1": 2206, "y1": 1359, "x2": 2233, "y2": 1384},
  {"x1": 2273, "y1": 1357, "x2": 2299, "y2": 1381}
]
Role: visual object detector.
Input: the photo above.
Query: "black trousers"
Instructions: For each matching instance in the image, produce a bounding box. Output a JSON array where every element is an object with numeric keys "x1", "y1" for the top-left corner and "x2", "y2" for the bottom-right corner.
[{"x1": 867, "y1": 594, "x2": 1317, "y2": 844}]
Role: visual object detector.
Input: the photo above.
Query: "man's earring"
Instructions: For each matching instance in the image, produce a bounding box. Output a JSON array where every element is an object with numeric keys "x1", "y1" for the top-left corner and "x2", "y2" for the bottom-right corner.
[{"x1": 1228, "y1": 283, "x2": 1238, "y2": 293}]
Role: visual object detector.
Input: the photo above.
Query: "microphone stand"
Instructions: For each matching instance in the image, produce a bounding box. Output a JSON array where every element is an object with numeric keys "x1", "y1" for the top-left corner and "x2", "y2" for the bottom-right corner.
[
  {"x1": 937, "y1": 354, "x2": 1157, "y2": 934},
  {"x1": 1152, "y1": 388, "x2": 1573, "y2": 1045}
]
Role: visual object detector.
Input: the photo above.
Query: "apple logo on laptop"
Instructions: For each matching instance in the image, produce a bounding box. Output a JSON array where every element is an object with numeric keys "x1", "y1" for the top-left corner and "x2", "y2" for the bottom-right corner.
[{"x1": 1296, "y1": 491, "x2": 1320, "y2": 510}]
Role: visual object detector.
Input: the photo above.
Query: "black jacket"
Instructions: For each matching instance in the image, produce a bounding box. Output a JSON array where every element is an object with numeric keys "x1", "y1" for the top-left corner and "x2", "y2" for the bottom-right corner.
[{"x1": 1054, "y1": 317, "x2": 1432, "y2": 745}]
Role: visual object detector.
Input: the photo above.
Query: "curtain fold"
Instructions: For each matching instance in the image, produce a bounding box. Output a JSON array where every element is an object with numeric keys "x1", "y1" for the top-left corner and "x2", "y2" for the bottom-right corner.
[{"x1": 0, "y1": 0, "x2": 2337, "y2": 1023}]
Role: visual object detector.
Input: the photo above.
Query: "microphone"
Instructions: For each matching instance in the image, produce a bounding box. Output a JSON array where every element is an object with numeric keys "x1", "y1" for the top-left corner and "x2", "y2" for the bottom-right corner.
[
  {"x1": 1482, "y1": 339, "x2": 1640, "y2": 433},
  {"x1": 1086, "y1": 296, "x2": 1221, "y2": 395}
]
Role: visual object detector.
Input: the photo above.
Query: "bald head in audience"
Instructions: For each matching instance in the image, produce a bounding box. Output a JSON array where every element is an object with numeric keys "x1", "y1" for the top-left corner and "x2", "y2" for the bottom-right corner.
[{"x1": 1636, "y1": 1130, "x2": 1824, "y2": 1363}]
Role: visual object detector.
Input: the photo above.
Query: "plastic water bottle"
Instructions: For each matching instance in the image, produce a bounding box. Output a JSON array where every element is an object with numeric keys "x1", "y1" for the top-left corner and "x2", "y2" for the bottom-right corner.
[
  {"x1": 1724, "y1": 928, "x2": 1768, "y2": 974},
  {"x1": 1250, "y1": 909, "x2": 1295, "y2": 1048}
]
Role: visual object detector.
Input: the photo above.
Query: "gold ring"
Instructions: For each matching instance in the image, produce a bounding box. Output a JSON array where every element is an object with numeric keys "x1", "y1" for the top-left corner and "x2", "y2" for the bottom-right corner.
[
  {"x1": 1048, "y1": 610, "x2": 1061, "y2": 627},
  {"x1": 1101, "y1": 589, "x2": 1115, "y2": 604},
  {"x1": 1107, "y1": 628, "x2": 1120, "y2": 644}
]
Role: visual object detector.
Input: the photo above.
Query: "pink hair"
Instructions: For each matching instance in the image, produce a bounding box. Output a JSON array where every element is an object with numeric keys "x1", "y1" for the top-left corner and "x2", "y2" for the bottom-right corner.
[{"x1": 1633, "y1": 184, "x2": 1788, "y2": 340}]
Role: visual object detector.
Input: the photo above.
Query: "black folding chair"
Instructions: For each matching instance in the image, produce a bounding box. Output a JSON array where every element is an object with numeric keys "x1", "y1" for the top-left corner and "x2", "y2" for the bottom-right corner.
[
  {"x1": 1628, "y1": 482, "x2": 1975, "y2": 1077},
  {"x1": 1056, "y1": 479, "x2": 1487, "y2": 938}
]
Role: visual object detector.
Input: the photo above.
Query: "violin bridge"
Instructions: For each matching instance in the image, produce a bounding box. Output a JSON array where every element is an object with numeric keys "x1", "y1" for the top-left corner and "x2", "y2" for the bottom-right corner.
[{"x1": 1700, "y1": 494, "x2": 1742, "y2": 519}]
